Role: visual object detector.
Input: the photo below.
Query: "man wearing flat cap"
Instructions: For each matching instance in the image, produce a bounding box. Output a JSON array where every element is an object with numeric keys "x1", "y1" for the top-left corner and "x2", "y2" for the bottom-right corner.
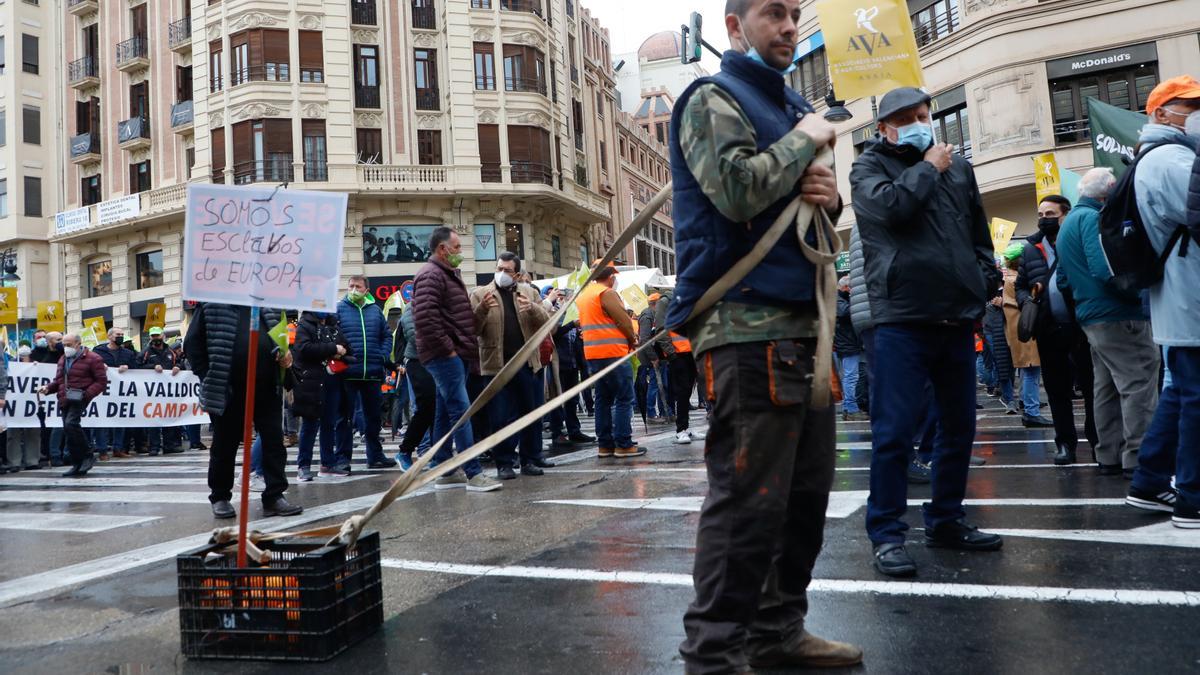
[{"x1": 851, "y1": 86, "x2": 1003, "y2": 578}]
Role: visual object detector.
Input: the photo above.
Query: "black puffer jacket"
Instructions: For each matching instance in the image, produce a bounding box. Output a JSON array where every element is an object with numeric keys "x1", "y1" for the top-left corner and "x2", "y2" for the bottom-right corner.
[
  {"x1": 138, "y1": 343, "x2": 177, "y2": 370},
  {"x1": 291, "y1": 313, "x2": 354, "y2": 420},
  {"x1": 1014, "y1": 232, "x2": 1051, "y2": 308},
  {"x1": 850, "y1": 138, "x2": 1000, "y2": 325},
  {"x1": 982, "y1": 302, "x2": 1013, "y2": 384},
  {"x1": 835, "y1": 290, "x2": 863, "y2": 356},
  {"x1": 93, "y1": 343, "x2": 138, "y2": 369},
  {"x1": 184, "y1": 303, "x2": 282, "y2": 417}
]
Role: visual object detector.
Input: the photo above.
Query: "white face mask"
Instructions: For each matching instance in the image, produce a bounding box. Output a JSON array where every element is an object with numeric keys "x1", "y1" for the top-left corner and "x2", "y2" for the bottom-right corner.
[
  {"x1": 1186, "y1": 110, "x2": 1200, "y2": 137},
  {"x1": 495, "y1": 271, "x2": 515, "y2": 289},
  {"x1": 63, "y1": 346, "x2": 78, "y2": 358}
]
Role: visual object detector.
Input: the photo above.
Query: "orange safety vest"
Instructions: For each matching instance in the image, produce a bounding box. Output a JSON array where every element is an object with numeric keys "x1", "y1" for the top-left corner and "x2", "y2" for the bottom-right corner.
[
  {"x1": 578, "y1": 282, "x2": 630, "y2": 360},
  {"x1": 670, "y1": 330, "x2": 693, "y2": 354},
  {"x1": 287, "y1": 322, "x2": 297, "y2": 345}
]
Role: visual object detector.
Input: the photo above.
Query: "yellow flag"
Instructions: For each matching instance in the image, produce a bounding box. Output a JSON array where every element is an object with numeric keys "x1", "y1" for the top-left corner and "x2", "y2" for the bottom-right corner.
[
  {"x1": 83, "y1": 315, "x2": 107, "y2": 338},
  {"x1": 79, "y1": 326, "x2": 101, "y2": 348},
  {"x1": 990, "y1": 218, "x2": 1019, "y2": 257},
  {"x1": 1033, "y1": 153, "x2": 1062, "y2": 205},
  {"x1": 145, "y1": 302, "x2": 167, "y2": 330},
  {"x1": 0, "y1": 288, "x2": 16, "y2": 325},
  {"x1": 816, "y1": 0, "x2": 924, "y2": 101},
  {"x1": 620, "y1": 285, "x2": 649, "y2": 316},
  {"x1": 37, "y1": 301, "x2": 65, "y2": 332}
]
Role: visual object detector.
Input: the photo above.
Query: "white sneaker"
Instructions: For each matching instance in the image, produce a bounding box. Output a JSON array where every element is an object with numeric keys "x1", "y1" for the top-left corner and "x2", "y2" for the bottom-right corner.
[
  {"x1": 690, "y1": 429, "x2": 707, "y2": 441},
  {"x1": 249, "y1": 473, "x2": 266, "y2": 493},
  {"x1": 674, "y1": 431, "x2": 692, "y2": 444}
]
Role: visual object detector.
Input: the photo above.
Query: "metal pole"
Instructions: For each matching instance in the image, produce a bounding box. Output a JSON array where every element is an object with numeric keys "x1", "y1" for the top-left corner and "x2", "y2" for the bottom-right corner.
[{"x1": 236, "y1": 305, "x2": 261, "y2": 568}]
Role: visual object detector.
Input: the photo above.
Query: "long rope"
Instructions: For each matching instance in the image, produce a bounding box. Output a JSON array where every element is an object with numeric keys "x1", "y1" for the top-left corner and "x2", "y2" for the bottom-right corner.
[{"x1": 212, "y1": 147, "x2": 839, "y2": 559}]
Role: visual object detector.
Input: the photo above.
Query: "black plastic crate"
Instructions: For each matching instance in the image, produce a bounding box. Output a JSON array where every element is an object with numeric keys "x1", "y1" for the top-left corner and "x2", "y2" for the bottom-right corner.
[{"x1": 177, "y1": 531, "x2": 383, "y2": 661}]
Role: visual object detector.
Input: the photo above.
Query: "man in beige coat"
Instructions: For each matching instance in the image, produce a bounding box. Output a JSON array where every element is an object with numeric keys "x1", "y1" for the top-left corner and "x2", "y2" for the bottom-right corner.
[
  {"x1": 470, "y1": 251, "x2": 554, "y2": 479},
  {"x1": 1002, "y1": 247, "x2": 1051, "y2": 425}
]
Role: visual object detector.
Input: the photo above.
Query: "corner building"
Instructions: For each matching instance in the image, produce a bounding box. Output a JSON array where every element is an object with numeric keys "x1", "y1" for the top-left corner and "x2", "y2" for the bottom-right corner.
[
  {"x1": 789, "y1": 0, "x2": 1200, "y2": 239},
  {"x1": 51, "y1": 0, "x2": 619, "y2": 337}
]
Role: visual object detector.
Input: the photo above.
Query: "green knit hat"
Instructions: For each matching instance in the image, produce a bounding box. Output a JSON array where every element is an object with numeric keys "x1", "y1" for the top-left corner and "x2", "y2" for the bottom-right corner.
[{"x1": 1002, "y1": 242, "x2": 1025, "y2": 263}]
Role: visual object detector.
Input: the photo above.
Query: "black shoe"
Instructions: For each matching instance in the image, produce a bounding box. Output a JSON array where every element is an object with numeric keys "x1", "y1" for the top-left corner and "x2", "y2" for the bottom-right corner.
[
  {"x1": 211, "y1": 500, "x2": 236, "y2": 519},
  {"x1": 568, "y1": 433, "x2": 596, "y2": 445},
  {"x1": 497, "y1": 466, "x2": 518, "y2": 480},
  {"x1": 1098, "y1": 463, "x2": 1122, "y2": 476},
  {"x1": 368, "y1": 458, "x2": 398, "y2": 469},
  {"x1": 61, "y1": 463, "x2": 82, "y2": 477},
  {"x1": 149, "y1": 450, "x2": 160, "y2": 457},
  {"x1": 1173, "y1": 501, "x2": 1200, "y2": 529},
  {"x1": 528, "y1": 457, "x2": 556, "y2": 468},
  {"x1": 520, "y1": 464, "x2": 545, "y2": 477},
  {"x1": 1022, "y1": 414, "x2": 1054, "y2": 428},
  {"x1": 925, "y1": 519, "x2": 1003, "y2": 551},
  {"x1": 51, "y1": 459, "x2": 65, "y2": 467},
  {"x1": 872, "y1": 543, "x2": 917, "y2": 577},
  {"x1": 550, "y1": 435, "x2": 572, "y2": 448},
  {"x1": 189, "y1": 445, "x2": 204, "y2": 451},
  {"x1": 76, "y1": 455, "x2": 95, "y2": 476},
  {"x1": 263, "y1": 497, "x2": 303, "y2": 517},
  {"x1": 975, "y1": 403, "x2": 983, "y2": 409},
  {"x1": 163, "y1": 447, "x2": 185, "y2": 455},
  {"x1": 970, "y1": 455, "x2": 987, "y2": 466},
  {"x1": 1126, "y1": 487, "x2": 1177, "y2": 513},
  {"x1": 1053, "y1": 444, "x2": 1077, "y2": 465}
]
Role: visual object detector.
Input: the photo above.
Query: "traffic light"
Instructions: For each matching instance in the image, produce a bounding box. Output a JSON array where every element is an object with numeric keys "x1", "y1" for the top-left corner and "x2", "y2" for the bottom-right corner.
[{"x1": 681, "y1": 12, "x2": 703, "y2": 64}]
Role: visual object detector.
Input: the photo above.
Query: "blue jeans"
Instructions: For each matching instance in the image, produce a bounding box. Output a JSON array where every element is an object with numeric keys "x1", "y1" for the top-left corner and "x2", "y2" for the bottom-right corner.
[
  {"x1": 487, "y1": 366, "x2": 545, "y2": 469},
  {"x1": 251, "y1": 434, "x2": 262, "y2": 475},
  {"x1": 94, "y1": 428, "x2": 126, "y2": 454},
  {"x1": 184, "y1": 424, "x2": 202, "y2": 447},
  {"x1": 976, "y1": 350, "x2": 996, "y2": 388},
  {"x1": 1021, "y1": 367, "x2": 1043, "y2": 417},
  {"x1": 838, "y1": 353, "x2": 863, "y2": 414},
  {"x1": 867, "y1": 324, "x2": 977, "y2": 544},
  {"x1": 339, "y1": 380, "x2": 386, "y2": 464},
  {"x1": 588, "y1": 358, "x2": 635, "y2": 449},
  {"x1": 425, "y1": 356, "x2": 482, "y2": 478},
  {"x1": 297, "y1": 417, "x2": 333, "y2": 470},
  {"x1": 647, "y1": 365, "x2": 667, "y2": 417},
  {"x1": 1132, "y1": 347, "x2": 1200, "y2": 508},
  {"x1": 996, "y1": 377, "x2": 1014, "y2": 403},
  {"x1": 1163, "y1": 347, "x2": 1173, "y2": 391}
]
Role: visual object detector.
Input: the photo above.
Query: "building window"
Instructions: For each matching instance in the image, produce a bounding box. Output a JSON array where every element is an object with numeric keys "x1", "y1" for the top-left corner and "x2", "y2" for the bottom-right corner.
[
  {"x1": 81, "y1": 175, "x2": 102, "y2": 206},
  {"x1": 299, "y1": 31, "x2": 324, "y2": 82},
  {"x1": 912, "y1": 0, "x2": 960, "y2": 48},
  {"x1": 211, "y1": 127, "x2": 226, "y2": 183},
  {"x1": 551, "y1": 235, "x2": 561, "y2": 268},
  {"x1": 186, "y1": 147, "x2": 196, "y2": 174},
  {"x1": 500, "y1": 0, "x2": 542, "y2": 16},
  {"x1": 356, "y1": 128, "x2": 382, "y2": 164},
  {"x1": 933, "y1": 105, "x2": 971, "y2": 161},
  {"x1": 471, "y1": 0, "x2": 492, "y2": 7},
  {"x1": 0, "y1": 36, "x2": 5, "y2": 75},
  {"x1": 503, "y1": 44, "x2": 546, "y2": 95},
  {"x1": 230, "y1": 29, "x2": 290, "y2": 85},
  {"x1": 599, "y1": 141, "x2": 607, "y2": 171},
  {"x1": 414, "y1": 49, "x2": 440, "y2": 110},
  {"x1": 505, "y1": 223, "x2": 524, "y2": 259},
  {"x1": 596, "y1": 89, "x2": 604, "y2": 118},
  {"x1": 129, "y1": 160, "x2": 152, "y2": 193},
  {"x1": 473, "y1": 42, "x2": 496, "y2": 90},
  {"x1": 655, "y1": 122, "x2": 666, "y2": 145},
  {"x1": 412, "y1": 0, "x2": 436, "y2": 30},
  {"x1": 233, "y1": 119, "x2": 293, "y2": 184},
  {"x1": 508, "y1": 125, "x2": 552, "y2": 185},
  {"x1": 23, "y1": 176, "x2": 41, "y2": 216},
  {"x1": 417, "y1": 130, "x2": 442, "y2": 165},
  {"x1": 0, "y1": 180, "x2": 7, "y2": 217},
  {"x1": 795, "y1": 46, "x2": 828, "y2": 102},
  {"x1": 1050, "y1": 63, "x2": 1158, "y2": 145},
  {"x1": 136, "y1": 250, "x2": 164, "y2": 289},
  {"x1": 21, "y1": 34, "x2": 37, "y2": 74},
  {"x1": 572, "y1": 100, "x2": 584, "y2": 150},
  {"x1": 209, "y1": 41, "x2": 224, "y2": 92},
  {"x1": 176, "y1": 65, "x2": 194, "y2": 103},
  {"x1": 478, "y1": 124, "x2": 501, "y2": 182},
  {"x1": 302, "y1": 120, "x2": 328, "y2": 181},
  {"x1": 351, "y1": 0, "x2": 378, "y2": 26},
  {"x1": 354, "y1": 45, "x2": 381, "y2": 108},
  {"x1": 363, "y1": 225, "x2": 440, "y2": 264},
  {"x1": 22, "y1": 105, "x2": 39, "y2": 145},
  {"x1": 88, "y1": 260, "x2": 113, "y2": 298}
]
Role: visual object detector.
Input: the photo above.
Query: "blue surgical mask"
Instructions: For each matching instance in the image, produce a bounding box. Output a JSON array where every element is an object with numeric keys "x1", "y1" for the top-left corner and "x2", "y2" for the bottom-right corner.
[
  {"x1": 889, "y1": 122, "x2": 934, "y2": 151},
  {"x1": 739, "y1": 22, "x2": 800, "y2": 76}
]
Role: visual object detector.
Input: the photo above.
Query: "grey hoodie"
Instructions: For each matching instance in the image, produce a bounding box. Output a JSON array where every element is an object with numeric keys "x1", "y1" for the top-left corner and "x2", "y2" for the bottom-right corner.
[{"x1": 1135, "y1": 123, "x2": 1200, "y2": 347}]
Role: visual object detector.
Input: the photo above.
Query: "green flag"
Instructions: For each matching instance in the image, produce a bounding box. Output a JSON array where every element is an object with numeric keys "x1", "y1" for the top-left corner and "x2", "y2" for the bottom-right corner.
[
  {"x1": 268, "y1": 318, "x2": 289, "y2": 353},
  {"x1": 1087, "y1": 97, "x2": 1146, "y2": 177}
]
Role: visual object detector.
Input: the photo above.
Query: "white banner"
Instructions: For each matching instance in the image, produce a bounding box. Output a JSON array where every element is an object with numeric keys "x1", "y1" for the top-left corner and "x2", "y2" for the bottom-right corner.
[
  {"x1": 97, "y1": 194, "x2": 141, "y2": 226},
  {"x1": 2, "y1": 363, "x2": 210, "y2": 428}
]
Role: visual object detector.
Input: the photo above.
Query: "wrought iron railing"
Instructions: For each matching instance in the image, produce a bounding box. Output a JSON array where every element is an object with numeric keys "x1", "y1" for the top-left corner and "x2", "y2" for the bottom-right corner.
[
  {"x1": 116, "y1": 36, "x2": 149, "y2": 67},
  {"x1": 356, "y1": 84, "x2": 381, "y2": 108},
  {"x1": 168, "y1": 17, "x2": 192, "y2": 50},
  {"x1": 233, "y1": 157, "x2": 295, "y2": 185},
  {"x1": 68, "y1": 55, "x2": 100, "y2": 83}
]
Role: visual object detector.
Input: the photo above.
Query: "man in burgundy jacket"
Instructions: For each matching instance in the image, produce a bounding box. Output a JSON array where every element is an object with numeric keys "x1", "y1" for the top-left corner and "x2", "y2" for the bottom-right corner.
[
  {"x1": 411, "y1": 226, "x2": 501, "y2": 493},
  {"x1": 40, "y1": 333, "x2": 108, "y2": 477}
]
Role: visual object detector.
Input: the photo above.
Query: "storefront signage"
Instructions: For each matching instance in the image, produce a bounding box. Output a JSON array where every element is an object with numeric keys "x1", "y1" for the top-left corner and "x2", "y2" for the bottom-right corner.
[
  {"x1": 183, "y1": 183, "x2": 348, "y2": 312},
  {"x1": 1046, "y1": 42, "x2": 1158, "y2": 79},
  {"x1": 97, "y1": 194, "x2": 142, "y2": 226},
  {"x1": 55, "y1": 206, "x2": 93, "y2": 235}
]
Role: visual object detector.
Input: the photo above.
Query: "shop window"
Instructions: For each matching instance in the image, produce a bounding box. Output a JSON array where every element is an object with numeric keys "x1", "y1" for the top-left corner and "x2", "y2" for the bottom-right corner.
[
  {"x1": 136, "y1": 249, "x2": 164, "y2": 289},
  {"x1": 363, "y1": 225, "x2": 439, "y2": 263},
  {"x1": 88, "y1": 259, "x2": 113, "y2": 298},
  {"x1": 1050, "y1": 64, "x2": 1158, "y2": 145}
]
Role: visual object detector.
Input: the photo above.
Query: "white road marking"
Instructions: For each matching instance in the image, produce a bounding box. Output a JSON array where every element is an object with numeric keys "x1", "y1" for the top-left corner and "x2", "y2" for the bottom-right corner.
[
  {"x1": 837, "y1": 439, "x2": 1058, "y2": 450},
  {"x1": 0, "y1": 486, "x2": 434, "y2": 608},
  {"x1": 0, "y1": 490, "x2": 210, "y2": 504},
  {"x1": 546, "y1": 463, "x2": 1098, "y2": 475},
  {"x1": 536, "y1": 495, "x2": 1126, "y2": 517},
  {"x1": 990, "y1": 521, "x2": 1200, "y2": 549},
  {"x1": 0, "y1": 512, "x2": 160, "y2": 533},
  {"x1": 381, "y1": 558, "x2": 1200, "y2": 607},
  {"x1": 0, "y1": 476, "x2": 367, "y2": 488}
]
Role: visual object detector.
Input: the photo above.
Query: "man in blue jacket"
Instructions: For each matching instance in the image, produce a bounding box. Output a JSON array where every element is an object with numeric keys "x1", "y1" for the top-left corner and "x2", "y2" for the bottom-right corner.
[
  {"x1": 1126, "y1": 76, "x2": 1200, "y2": 528},
  {"x1": 1056, "y1": 168, "x2": 1159, "y2": 477},
  {"x1": 333, "y1": 275, "x2": 396, "y2": 470}
]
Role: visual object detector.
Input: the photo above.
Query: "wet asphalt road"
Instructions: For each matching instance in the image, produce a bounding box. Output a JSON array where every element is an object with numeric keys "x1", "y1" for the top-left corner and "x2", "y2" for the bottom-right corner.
[{"x1": 0, "y1": 390, "x2": 1197, "y2": 674}]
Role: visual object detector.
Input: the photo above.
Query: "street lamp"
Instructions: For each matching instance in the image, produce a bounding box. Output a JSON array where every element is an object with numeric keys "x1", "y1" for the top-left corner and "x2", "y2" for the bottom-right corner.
[
  {"x1": 0, "y1": 249, "x2": 19, "y2": 287},
  {"x1": 823, "y1": 89, "x2": 853, "y2": 123}
]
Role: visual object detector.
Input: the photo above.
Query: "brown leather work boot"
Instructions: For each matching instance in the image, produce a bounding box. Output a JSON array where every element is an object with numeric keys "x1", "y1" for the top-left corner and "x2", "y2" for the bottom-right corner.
[
  {"x1": 597, "y1": 447, "x2": 615, "y2": 458},
  {"x1": 614, "y1": 446, "x2": 646, "y2": 458},
  {"x1": 747, "y1": 631, "x2": 863, "y2": 669}
]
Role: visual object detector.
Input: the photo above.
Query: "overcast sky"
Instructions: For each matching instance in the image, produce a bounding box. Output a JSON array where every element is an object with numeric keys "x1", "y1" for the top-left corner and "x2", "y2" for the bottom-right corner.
[{"x1": 584, "y1": 0, "x2": 731, "y2": 73}]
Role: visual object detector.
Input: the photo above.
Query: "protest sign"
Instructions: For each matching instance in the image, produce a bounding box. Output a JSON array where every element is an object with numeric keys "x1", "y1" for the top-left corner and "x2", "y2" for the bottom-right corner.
[
  {"x1": 1033, "y1": 153, "x2": 1062, "y2": 205},
  {"x1": 0, "y1": 287, "x2": 16, "y2": 325},
  {"x1": 79, "y1": 326, "x2": 101, "y2": 348},
  {"x1": 1087, "y1": 97, "x2": 1145, "y2": 177},
  {"x1": 37, "y1": 301, "x2": 65, "y2": 333},
  {"x1": 990, "y1": 218, "x2": 1019, "y2": 257},
  {"x1": 182, "y1": 183, "x2": 348, "y2": 312},
  {"x1": 83, "y1": 315, "x2": 107, "y2": 338},
  {"x1": 620, "y1": 285, "x2": 650, "y2": 315},
  {"x1": 3, "y1": 363, "x2": 209, "y2": 428},
  {"x1": 816, "y1": 0, "x2": 923, "y2": 100},
  {"x1": 145, "y1": 302, "x2": 167, "y2": 329}
]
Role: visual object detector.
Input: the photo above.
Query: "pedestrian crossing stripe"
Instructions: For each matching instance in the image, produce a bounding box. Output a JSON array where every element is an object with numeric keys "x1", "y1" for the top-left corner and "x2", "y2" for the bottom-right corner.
[
  {"x1": 0, "y1": 512, "x2": 160, "y2": 533},
  {"x1": 0, "y1": 491, "x2": 211, "y2": 504}
]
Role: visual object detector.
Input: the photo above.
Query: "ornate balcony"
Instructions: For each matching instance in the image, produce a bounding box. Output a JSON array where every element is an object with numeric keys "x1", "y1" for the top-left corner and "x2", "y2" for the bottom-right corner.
[
  {"x1": 68, "y1": 56, "x2": 100, "y2": 90},
  {"x1": 355, "y1": 85, "x2": 381, "y2": 109},
  {"x1": 118, "y1": 116, "x2": 151, "y2": 150},
  {"x1": 69, "y1": 133, "x2": 101, "y2": 165},
  {"x1": 67, "y1": 0, "x2": 99, "y2": 17},
  {"x1": 169, "y1": 17, "x2": 192, "y2": 53},
  {"x1": 116, "y1": 36, "x2": 150, "y2": 72}
]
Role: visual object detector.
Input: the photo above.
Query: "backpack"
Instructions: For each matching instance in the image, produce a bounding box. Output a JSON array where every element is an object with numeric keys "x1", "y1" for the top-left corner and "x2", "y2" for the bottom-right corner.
[{"x1": 1099, "y1": 138, "x2": 1194, "y2": 293}]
